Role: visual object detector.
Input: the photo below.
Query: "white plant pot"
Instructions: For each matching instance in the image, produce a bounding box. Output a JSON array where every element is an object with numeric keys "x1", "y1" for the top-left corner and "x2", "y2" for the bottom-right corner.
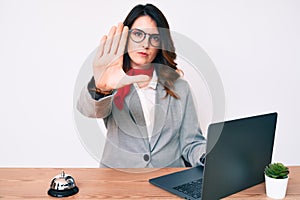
[{"x1": 265, "y1": 174, "x2": 289, "y2": 199}]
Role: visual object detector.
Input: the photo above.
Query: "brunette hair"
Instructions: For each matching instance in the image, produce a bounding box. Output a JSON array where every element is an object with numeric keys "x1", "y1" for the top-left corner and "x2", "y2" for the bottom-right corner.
[{"x1": 123, "y1": 4, "x2": 180, "y2": 98}]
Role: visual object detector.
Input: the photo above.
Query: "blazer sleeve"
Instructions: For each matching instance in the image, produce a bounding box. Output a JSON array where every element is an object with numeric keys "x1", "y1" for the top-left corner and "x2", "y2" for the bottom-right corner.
[
  {"x1": 178, "y1": 80, "x2": 207, "y2": 166},
  {"x1": 76, "y1": 77, "x2": 116, "y2": 118}
]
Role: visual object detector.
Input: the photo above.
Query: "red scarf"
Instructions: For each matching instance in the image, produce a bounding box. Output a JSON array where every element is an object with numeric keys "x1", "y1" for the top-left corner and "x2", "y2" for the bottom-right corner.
[{"x1": 114, "y1": 66, "x2": 154, "y2": 110}]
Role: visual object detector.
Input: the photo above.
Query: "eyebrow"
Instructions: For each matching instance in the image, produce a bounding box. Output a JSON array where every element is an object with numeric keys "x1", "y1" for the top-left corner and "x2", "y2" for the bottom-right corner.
[{"x1": 132, "y1": 28, "x2": 159, "y2": 34}]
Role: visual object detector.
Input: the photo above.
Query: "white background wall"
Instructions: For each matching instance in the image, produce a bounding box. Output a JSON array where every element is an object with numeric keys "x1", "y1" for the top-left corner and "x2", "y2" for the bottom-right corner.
[{"x1": 0, "y1": 0, "x2": 299, "y2": 167}]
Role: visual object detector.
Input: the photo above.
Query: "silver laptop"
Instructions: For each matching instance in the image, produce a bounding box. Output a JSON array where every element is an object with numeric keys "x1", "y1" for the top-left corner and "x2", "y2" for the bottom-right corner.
[{"x1": 149, "y1": 112, "x2": 277, "y2": 200}]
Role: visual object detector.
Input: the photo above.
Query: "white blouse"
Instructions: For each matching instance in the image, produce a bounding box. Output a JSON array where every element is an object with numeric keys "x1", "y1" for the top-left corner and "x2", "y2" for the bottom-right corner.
[{"x1": 133, "y1": 71, "x2": 158, "y2": 141}]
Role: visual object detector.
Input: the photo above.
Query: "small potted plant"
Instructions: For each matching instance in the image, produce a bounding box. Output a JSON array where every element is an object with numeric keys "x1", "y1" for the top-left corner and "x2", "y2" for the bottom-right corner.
[{"x1": 264, "y1": 162, "x2": 289, "y2": 199}]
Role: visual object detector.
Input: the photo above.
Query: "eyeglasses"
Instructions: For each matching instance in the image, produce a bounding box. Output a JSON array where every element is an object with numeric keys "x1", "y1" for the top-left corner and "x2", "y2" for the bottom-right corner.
[{"x1": 129, "y1": 28, "x2": 161, "y2": 47}]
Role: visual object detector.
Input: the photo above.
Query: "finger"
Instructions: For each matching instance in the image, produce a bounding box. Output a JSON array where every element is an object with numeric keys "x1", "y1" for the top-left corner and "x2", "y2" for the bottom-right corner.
[
  {"x1": 104, "y1": 26, "x2": 117, "y2": 54},
  {"x1": 119, "y1": 74, "x2": 151, "y2": 88},
  {"x1": 116, "y1": 26, "x2": 129, "y2": 57},
  {"x1": 96, "y1": 35, "x2": 107, "y2": 58},
  {"x1": 110, "y1": 22, "x2": 123, "y2": 55}
]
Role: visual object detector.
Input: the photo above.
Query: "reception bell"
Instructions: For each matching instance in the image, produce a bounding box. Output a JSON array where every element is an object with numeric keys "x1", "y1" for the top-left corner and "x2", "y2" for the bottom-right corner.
[{"x1": 47, "y1": 171, "x2": 79, "y2": 198}]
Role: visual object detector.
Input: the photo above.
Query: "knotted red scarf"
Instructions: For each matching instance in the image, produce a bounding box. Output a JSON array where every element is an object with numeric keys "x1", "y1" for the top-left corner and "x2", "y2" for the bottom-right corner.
[{"x1": 114, "y1": 66, "x2": 154, "y2": 110}]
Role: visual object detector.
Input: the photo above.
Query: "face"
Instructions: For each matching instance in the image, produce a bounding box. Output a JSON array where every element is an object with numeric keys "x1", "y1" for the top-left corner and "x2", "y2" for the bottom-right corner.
[{"x1": 127, "y1": 15, "x2": 160, "y2": 69}]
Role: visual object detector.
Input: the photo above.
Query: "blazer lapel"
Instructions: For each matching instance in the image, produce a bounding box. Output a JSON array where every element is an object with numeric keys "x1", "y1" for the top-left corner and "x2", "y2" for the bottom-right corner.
[
  {"x1": 125, "y1": 87, "x2": 145, "y2": 126},
  {"x1": 125, "y1": 86, "x2": 150, "y2": 143},
  {"x1": 150, "y1": 83, "x2": 170, "y2": 151},
  {"x1": 112, "y1": 85, "x2": 149, "y2": 145}
]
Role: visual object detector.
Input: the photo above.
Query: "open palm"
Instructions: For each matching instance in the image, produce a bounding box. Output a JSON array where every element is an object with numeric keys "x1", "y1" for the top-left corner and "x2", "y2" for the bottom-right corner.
[{"x1": 93, "y1": 23, "x2": 150, "y2": 92}]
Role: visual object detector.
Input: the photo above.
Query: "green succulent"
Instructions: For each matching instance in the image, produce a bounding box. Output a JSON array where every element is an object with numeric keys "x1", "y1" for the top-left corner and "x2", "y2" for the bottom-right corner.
[{"x1": 264, "y1": 162, "x2": 289, "y2": 179}]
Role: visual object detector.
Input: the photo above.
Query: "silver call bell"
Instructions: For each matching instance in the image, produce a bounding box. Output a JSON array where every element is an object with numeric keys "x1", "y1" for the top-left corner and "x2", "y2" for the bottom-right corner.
[{"x1": 48, "y1": 171, "x2": 79, "y2": 198}]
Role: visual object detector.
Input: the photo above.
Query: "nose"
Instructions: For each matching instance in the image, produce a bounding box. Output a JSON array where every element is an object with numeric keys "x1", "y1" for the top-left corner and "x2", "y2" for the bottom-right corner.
[{"x1": 141, "y1": 35, "x2": 150, "y2": 48}]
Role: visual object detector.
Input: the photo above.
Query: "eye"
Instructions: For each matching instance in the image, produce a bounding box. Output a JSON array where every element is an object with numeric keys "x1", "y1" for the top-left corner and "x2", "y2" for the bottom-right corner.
[
  {"x1": 132, "y1": 30, "x2": 144, "y2": 38},
  {"x1": 152, "y1": 35, "x2": 160, "y2": 42}
]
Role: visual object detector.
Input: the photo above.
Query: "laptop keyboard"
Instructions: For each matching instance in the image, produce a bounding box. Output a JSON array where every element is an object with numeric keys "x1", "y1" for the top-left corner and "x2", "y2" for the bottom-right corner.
[{"x1": 173, "y1": 178, "x2": 202, "y2": 199}]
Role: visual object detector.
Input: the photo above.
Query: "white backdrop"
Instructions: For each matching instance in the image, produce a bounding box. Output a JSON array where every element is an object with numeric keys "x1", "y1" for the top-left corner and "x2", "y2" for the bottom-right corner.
[{"x1": 0, "y1": 0, "x2": 299, "y2": 167}]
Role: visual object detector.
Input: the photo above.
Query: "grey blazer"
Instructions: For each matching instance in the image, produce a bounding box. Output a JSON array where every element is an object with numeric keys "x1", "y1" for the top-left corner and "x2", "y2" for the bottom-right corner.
[{"x1": 77, "y1": 75, "x2": 206, "y2": 168}]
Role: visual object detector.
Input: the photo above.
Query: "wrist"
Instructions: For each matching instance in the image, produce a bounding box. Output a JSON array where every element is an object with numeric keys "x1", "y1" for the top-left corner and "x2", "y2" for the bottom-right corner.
[
  {"x1": 87, "y1": 77, "x2": 113, "y2": 100},
  {"x1": 95, "y1": 87, "x2": 113, "y2": 95}
]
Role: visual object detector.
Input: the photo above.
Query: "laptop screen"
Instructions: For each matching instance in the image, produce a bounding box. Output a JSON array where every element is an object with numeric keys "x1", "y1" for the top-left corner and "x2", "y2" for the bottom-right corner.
[{"x1": 201, "y1": 112, "x2": 277, "y2": 199}]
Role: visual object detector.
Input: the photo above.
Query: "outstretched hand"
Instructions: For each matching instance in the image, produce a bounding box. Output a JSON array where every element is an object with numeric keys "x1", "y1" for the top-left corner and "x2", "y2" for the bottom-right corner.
[{"x1": 93, "y1": 22, "x2": 150, "y2": 92}]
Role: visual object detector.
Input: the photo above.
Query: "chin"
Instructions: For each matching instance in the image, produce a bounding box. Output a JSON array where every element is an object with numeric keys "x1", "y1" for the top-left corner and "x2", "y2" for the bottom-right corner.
[{"x1": 131, "y1": 59, "x2": 151, "y2": 67}]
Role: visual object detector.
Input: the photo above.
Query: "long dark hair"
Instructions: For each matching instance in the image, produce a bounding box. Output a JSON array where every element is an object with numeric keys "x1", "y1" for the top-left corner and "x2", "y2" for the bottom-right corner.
[{"x1": 123, "y1": 4, "x2": 180, "y2": 99}]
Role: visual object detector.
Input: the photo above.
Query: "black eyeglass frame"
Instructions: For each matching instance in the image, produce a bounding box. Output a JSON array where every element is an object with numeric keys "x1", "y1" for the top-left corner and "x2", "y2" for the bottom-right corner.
[{"x1": 129, "y1": 28, "x2": 161, "y2": 47}]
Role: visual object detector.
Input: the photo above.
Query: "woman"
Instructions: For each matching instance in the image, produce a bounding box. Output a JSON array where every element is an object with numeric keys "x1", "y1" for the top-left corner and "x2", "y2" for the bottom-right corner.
[{"x1": 77, "y1": 4, "x2": 206, "y2": 168}]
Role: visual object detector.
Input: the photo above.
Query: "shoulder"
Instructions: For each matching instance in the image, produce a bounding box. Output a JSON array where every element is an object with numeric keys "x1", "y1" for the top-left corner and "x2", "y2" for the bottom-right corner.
[{"x1": 174, "y1": 77, "x2": 191, "y2": 93}]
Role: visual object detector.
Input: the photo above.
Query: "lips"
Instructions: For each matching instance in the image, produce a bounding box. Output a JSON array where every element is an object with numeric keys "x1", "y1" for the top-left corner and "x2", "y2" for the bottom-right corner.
[{"x1": 137, "y1": 52, "x2": 148, "y2": 56}]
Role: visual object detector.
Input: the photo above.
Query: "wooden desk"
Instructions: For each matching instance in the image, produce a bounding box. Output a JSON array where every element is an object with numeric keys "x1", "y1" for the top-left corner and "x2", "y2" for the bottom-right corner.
[{"x1": 0, "y1": 167, "x2": 299, "y2": 199}]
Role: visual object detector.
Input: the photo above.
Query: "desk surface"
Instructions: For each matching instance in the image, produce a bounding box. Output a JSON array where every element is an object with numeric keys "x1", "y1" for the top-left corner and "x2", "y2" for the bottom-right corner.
[{"x1": 0, "y1": 166, "x2": 299, "y2": 199}]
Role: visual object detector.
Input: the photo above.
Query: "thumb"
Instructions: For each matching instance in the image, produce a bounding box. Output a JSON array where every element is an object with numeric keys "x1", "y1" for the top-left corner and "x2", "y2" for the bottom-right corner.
[{"x1": 118, "y1": 74, "x2": 151, "y2": 88}]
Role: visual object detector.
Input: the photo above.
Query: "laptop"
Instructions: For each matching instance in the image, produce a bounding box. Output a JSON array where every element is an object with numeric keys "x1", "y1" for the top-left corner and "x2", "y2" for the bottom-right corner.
[{"x1": 149, "y1": 112, "x2": 277, "y2": 200}]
